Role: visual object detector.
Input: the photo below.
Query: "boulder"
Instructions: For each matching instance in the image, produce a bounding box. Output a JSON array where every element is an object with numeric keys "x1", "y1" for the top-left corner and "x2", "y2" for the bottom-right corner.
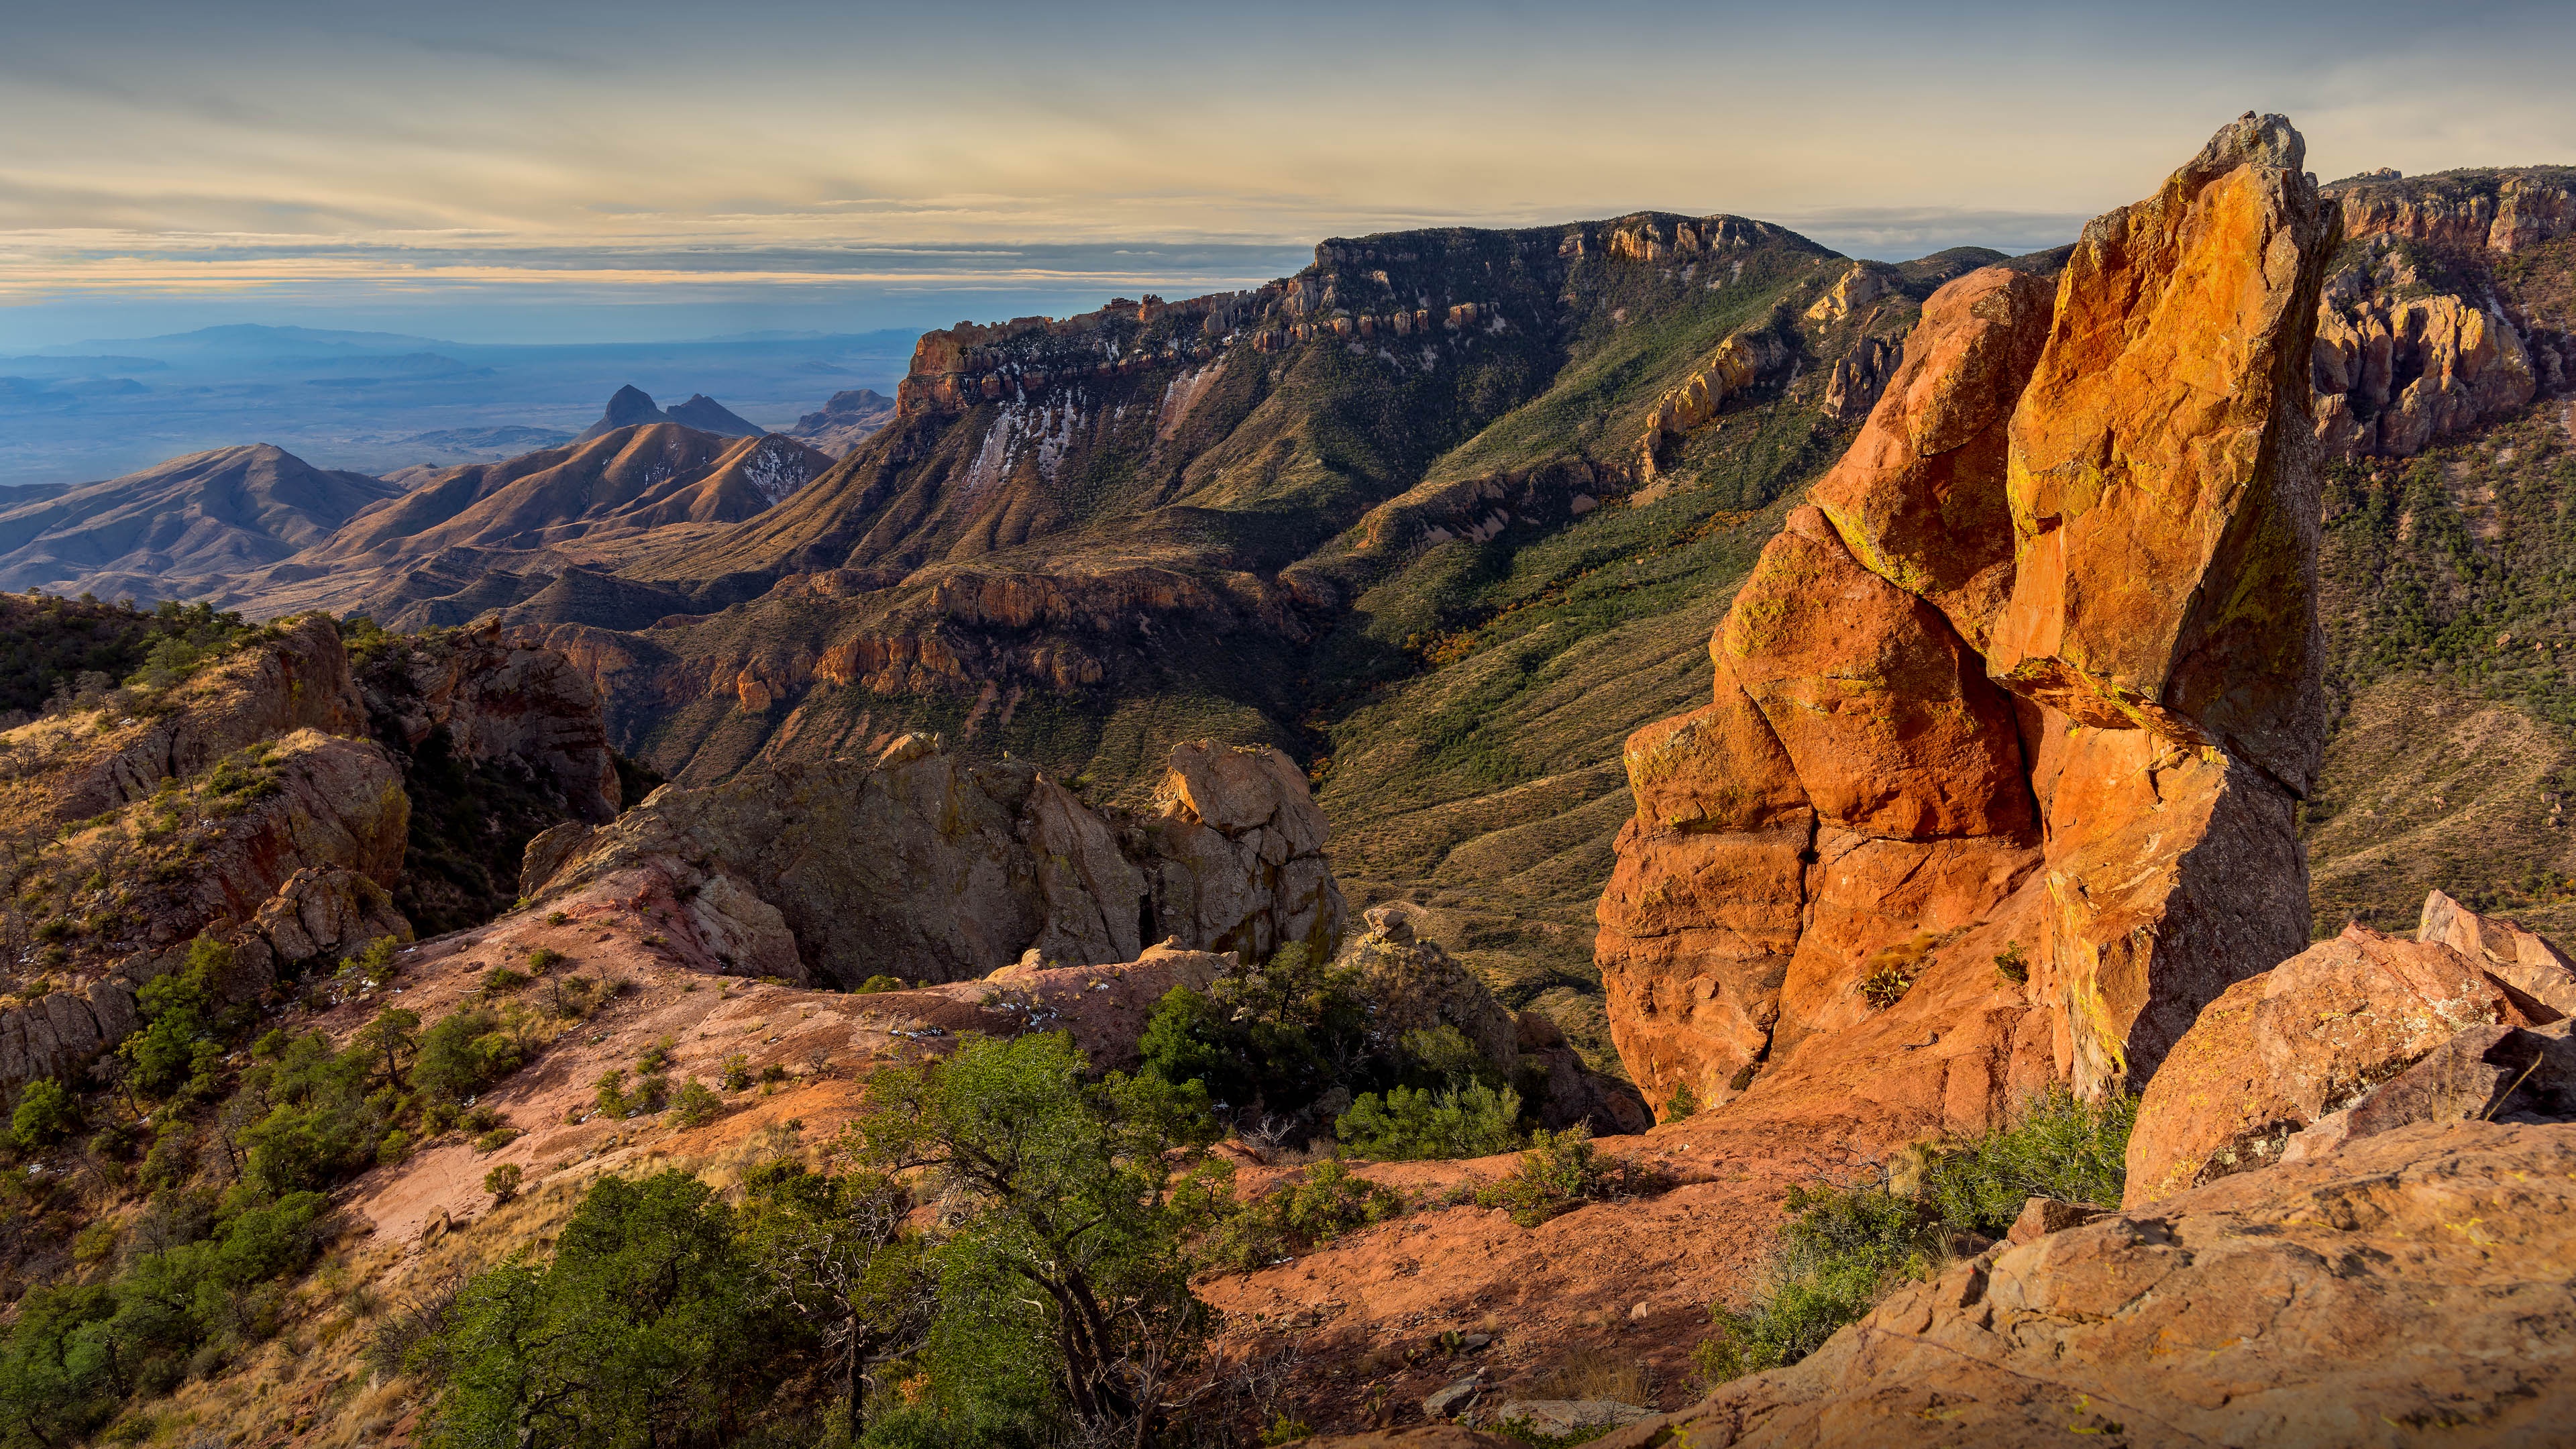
[
  {"x1": 1598, "y1": 1121, "x2": 2576, "y2": 1449},
  {"x1": 2123, "y1": 925, "x2": 2517, "y2": 1206},
  {"x1": 232, "y1": 865, "x2": 412, "y2": 977},
  {"x1": 1809, "y1": 266, "x2": 2055, "y2": 651},
  {"x1": 1986, "y1": 112, "x2": 2334, "y2": 796},
  {"x1": 2420, "y1": 888, "x2": 2576, "y2": 1022}
]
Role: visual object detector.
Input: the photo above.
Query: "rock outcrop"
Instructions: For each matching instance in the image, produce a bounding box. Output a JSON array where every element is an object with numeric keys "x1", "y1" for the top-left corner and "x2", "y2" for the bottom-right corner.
[
  {"x1": 51, "y1": 616, "x2": 366, "y2": 822},
  {"x1": 2126, "y1": 890, "x2": 2576, "y2": 1204},
  {"x1": 1582, "y1": 1120, "x2": 2576, "y2": 1449},
  {"x1": 2420, "y1": 887, "x2": 2576, "y2": 1021},
  {"x1": 2309, "y1": 245, "x2": 2538, "y2": 459},
  {"x1": 2122, "y1": 923, "x2": 2523, "y2": 1205},
  {"x1": 521, "y1": 737, "x2": 1345, "y2": 989},
  {"x1": 1638, "y1": 329, "x2": 1794, "y2": 478},
  {"x1": 1597, "y1": 114, "x2": 2335, "y2": 1114},
  {"x1": 0, "y1": 614, "x2": 623, "y2": 1087},
  {"x1": 358, "y1": 619, "x2": 621, "y2": 825},
  {"x1": 0, "y1": 729, "x2": 409, "y2": 1087}
]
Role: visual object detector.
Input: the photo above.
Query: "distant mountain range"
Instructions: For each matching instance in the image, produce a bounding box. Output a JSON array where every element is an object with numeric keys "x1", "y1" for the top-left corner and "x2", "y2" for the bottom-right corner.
[
  {"x1": 0, "y1": 388, "x2": 833, "y2": 619},
  {"x1": 782, "y1": 388, "x2": 895, "y2": 456},
  {"x1": 0, "y1": 323, "x2": 912, "y2": 486},
  {"x1": 0, "y1": 444, "x2": 398, "y2": 598},
  {"x1": 575, "y1": 385, "x2": 763, "y2": 442}
]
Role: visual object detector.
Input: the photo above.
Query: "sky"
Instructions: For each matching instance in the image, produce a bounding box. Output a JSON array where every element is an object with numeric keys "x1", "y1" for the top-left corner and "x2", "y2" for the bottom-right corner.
[{"x1": 5, "y1": 0, "x2": 2575, "y2": 348}]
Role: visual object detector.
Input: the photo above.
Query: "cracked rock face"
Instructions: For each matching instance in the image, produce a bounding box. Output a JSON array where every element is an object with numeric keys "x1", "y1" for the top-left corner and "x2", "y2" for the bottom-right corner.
[
  {"x1": 520, "y1": 737, "x2": 1346, "y2": 989},
  {"x1": 1597, "y1": 113, "x2": 2335, "y2": 1119}
]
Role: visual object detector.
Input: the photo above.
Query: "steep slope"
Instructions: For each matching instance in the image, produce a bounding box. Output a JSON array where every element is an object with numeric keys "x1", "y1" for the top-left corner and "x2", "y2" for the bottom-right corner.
[
  {"x1": 0, "y1": 443, "x2": 396, "y2": 598},
  {"x1": 2296, "y1": 167, "x2": 2576, "y2": 939},
  {"x1": 227, "y1": 424, "x2": 832, "y2": 626}
]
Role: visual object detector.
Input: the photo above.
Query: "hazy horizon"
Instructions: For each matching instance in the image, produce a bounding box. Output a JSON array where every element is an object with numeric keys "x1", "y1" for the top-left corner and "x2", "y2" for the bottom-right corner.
[{"x1": 7, "y1": 0, "x2": 2574, "y2": 350}]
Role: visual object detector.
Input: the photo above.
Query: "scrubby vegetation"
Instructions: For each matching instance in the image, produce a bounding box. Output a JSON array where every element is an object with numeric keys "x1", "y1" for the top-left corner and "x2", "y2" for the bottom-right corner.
[
  {"x1": 1690, "y1": 1090, "x2": 2137, "y2": 1386},
  {"x1": 0, "y1": 592, "x2": 262, "y2": 721},
  {"x1": 0, "y1": 929, "x2": 568, "y2": 1442},
  {"x1": 398, "y1": 1031, "x2": 1285, "y2": 1446}
]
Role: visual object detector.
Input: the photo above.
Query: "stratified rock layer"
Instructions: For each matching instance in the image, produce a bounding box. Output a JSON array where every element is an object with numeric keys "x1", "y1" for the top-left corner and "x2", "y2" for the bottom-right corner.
[{"x1": 1597, "y1": 114, "x2": 2335, "y2": 1114}]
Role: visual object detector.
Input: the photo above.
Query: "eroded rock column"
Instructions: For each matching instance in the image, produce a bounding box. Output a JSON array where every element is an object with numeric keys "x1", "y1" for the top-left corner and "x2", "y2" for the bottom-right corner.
[{"x1": 1597, "y1": 113, "x2": 2336, "y2": 1110}]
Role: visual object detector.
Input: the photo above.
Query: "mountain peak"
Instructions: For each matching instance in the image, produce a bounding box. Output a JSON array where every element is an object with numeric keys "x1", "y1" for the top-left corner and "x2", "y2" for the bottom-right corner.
[
  {"x1": 663, "y1": 394, "x2": 761, "y2": 437},
  {"x1": 600, "y1": 384, "x2": 662, "y2": 424},
  {"x1": 574, "y1": 386, "x2": 761, "y2": 443}
]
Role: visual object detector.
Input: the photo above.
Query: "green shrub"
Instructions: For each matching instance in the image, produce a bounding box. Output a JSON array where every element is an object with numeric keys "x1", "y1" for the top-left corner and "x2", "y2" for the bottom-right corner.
[
  {"x1": 11, "y1": 1077, "x2": 78, "y2": 1148},
  {"x1": 720, "y1": 1053, "x2": 753, "y2": 1091},
  {"x1": 1663, "y1": 1081, "x2": 1699, "y2": 1122},
  {"x1": 480, "y1": 966, "x2": 531, "y2": 996},
  {"x1": 1396, "y1": 1024, "x2": 1499, "y2": 1091},
  {"x1": 595, "y1": 1069, "x2": 632, "y2": 1118},
  {"x1": 1477, "y1": 1126, "x2": 1611, "y2": 1228},
  {"x1": 378, "y1": 1128, "x2": 413, "y2": 1165},
  {"x1": 637, "y1": 1036, "x2": 675, "y2": 1074},
  {"x1": 855, "y1": 974, "x2": 906, "y2": 993},
  {"x1": 1136, "y1": 943, "x2": 1373, "y2": 1118},
  {"x1": 1693, "y1": 1090, "x2": 2137, "y2": 1386},
  {"x1": 1337, "y1": 1082, "x2": 1521, "y2": 1161},
  {"x1": 339, "y1": 935, "x2": 400, "y2": 987},
  {"x1": 1917, "y1": 1087, "x2": 2135, "y2": 1234},
  {"x1": 122, "y1": 937, "x2": 225, "y2": 1097},
  {"x1": 672, "y1": 1079, "x2": 722, "y2": 1128},
  {"x1": 484, "y1": 1163, "x2": 523, "y2": 1203},
  {"x1": 413, "y1": 1008, "x2": 523, "y2": 1104},
  {"x1": 1205, "y1": 1159, "x2": 1405, "y2": 1271},
  {"x1": 527, "y1": 947, "x2": 565, "y2": 972},
  {"x1": 474, "y1": 1128, "x2": 521, "y2": 1154}
]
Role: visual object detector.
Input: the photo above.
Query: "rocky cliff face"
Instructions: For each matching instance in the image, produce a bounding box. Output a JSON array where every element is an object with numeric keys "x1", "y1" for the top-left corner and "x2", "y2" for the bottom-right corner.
[
  {"x1": 1598, "y1": 115, "x2": 2334, "y2": 1116},
  {"x1": 518, "y1": 736, "x2": 1346, "y2": 988},
  {"x1": 2306, "y1": 168, "x2": 2576, "y2": 460},
  {"x1": 0, "y1": 614, "x2": 626, "y2": 1087}
]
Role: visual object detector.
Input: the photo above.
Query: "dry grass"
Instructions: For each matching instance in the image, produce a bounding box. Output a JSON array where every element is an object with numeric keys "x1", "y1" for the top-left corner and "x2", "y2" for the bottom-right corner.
[{"x1": 1527, "y1": 1344, "x2": 1657, "y2": 1405}]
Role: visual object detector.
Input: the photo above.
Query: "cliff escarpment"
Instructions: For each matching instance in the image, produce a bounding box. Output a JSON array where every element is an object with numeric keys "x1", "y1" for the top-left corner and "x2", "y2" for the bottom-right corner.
[
  {"x1": 2307, "y1": 166, "x2": 2576, "y2": 460},
  {"x1": 0, "y1": 606, "x2": 623, "y2": 1087}
]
